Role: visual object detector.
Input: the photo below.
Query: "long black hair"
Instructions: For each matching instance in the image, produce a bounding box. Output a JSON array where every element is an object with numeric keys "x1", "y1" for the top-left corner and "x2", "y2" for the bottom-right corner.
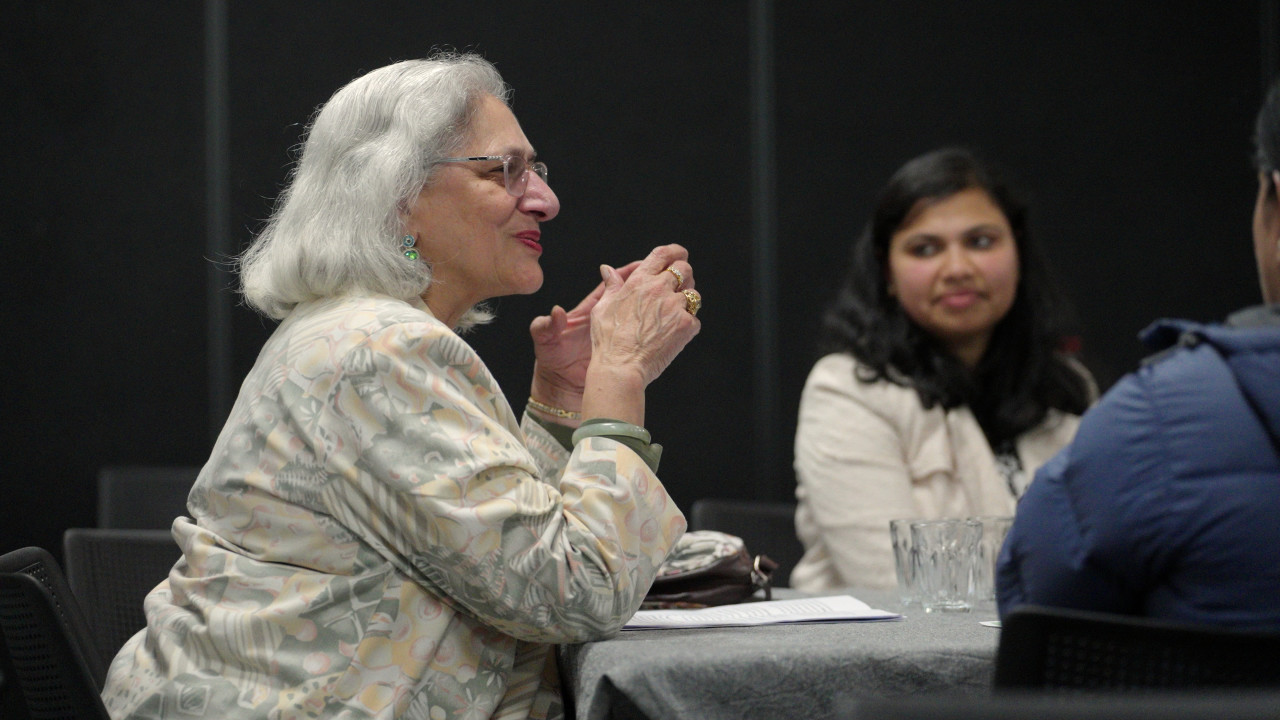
[
  {"x1": 819, "y1": 147, "x2": 1092, "y2": 448},
  {"x1": 1257, "y1": 78, "x2": 1280, "y2": 190}
]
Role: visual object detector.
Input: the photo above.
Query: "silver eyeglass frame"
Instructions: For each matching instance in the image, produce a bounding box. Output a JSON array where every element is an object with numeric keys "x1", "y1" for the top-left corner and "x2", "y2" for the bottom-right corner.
[{"x1": 435, "y1": 154, "x2": 549, "y2": 197}]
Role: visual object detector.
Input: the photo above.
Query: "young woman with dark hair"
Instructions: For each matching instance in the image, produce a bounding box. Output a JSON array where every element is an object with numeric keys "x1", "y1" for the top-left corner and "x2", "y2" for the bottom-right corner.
[{"x1": 791, "y1": 147, "x2": 1094, "y2": 592}]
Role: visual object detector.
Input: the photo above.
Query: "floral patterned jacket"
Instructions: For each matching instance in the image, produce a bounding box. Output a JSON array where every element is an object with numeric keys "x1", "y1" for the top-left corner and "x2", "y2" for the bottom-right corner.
[{"x1": 101, "y1": 294, "x2": 686, "y2": 720}]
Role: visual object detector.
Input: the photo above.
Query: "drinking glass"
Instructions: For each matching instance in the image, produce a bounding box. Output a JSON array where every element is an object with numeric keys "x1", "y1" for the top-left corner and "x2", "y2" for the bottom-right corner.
[
  {"x1": 967, "y1": 516, "x2": 1014, "y2": 611},
  {"x1": 889, "y1": 517, "x2": 923, "y2": 607},
  {"x1": 911, "y1": 518, "x2": 982, "y2": 613}
]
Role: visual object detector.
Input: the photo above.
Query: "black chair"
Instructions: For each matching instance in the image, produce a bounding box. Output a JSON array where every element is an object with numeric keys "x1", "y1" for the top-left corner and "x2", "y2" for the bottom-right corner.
[
  {"x1": 995, "y1": 605, "x2": 1280, "y2": 691},
  {"x1": 688, "y1": 498, "x2": 803, "y2": 588},
  {"x1": 0, "y1": 546, "x2": 111, "y2": 719},
  {"x1": 96, "y1": 464, "x2": 200, "y2": 529},
  {"x1": 63, "y1": 528, "x2": 179, "y2": 662}
]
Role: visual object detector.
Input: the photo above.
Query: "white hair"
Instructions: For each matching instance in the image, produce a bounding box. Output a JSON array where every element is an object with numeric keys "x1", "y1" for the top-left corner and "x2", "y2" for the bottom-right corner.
[{"x1": 238, "y1": 53, "x2": 510, "y2": 326}]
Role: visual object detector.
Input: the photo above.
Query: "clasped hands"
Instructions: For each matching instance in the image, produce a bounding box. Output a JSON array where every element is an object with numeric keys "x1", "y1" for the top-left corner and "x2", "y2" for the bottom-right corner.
[{"x1": 528, "y1": 244, "x2": 700, "y2": 425}]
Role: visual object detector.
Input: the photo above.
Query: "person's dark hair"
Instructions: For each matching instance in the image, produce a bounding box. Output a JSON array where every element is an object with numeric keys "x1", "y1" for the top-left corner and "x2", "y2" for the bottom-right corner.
[
  {"x1": 819, "y1": 147, "x2": 1092, "y2": 448},
  {"x1": 1256, "y1": 78, "x2": 1280, "y2": 197}
]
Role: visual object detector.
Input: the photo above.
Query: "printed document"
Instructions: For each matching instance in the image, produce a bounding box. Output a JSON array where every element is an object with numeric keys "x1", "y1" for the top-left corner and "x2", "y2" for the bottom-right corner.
[{"x1": 624, "y1": 595, "x2": 900, "y2": 630}]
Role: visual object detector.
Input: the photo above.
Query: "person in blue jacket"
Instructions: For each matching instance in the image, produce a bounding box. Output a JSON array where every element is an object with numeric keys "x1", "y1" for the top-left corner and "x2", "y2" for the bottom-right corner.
[{"x1": 996, "y1": 80, "x2": 1280, "y2": 629}]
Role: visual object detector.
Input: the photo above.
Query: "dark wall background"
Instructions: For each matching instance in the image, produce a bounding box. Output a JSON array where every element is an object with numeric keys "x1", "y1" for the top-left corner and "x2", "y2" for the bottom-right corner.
[{"x1": 2, "y1": 2, "x2": 1273, "y2": 559}]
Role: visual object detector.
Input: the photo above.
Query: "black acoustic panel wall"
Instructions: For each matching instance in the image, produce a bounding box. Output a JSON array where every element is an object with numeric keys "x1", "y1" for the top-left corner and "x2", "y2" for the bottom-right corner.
[{"x1": 2, "y1": 3, "x2": 207, "y2": 557}]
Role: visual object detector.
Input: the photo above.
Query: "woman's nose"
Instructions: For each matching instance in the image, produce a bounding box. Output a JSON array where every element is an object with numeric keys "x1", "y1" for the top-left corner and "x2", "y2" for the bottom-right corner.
[
  {"x1": 519, "y1": 171, "x2": 560, "y2": 221},
  {"x1": 940, "y1": 244, "x2": 976, "y2": 277}
]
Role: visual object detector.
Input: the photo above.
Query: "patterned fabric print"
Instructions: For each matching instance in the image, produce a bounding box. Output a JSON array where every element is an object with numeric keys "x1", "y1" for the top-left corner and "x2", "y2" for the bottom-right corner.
[
  {"x1": 655, "y1": 531, "x2": 745, "y2": 576},
  {"x1": 101, "y1": 295, "x2": 687, "y2": 720}
]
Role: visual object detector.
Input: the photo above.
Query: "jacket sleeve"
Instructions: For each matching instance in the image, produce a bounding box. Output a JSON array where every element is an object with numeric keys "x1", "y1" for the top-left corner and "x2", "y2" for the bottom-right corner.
[
  {"x1": 996, "y1": 371, "x2": 1162, "y2": 619},
  {"x1": 320, "y1": 321, "x2": 686, "y2": 643},
  {"x1": 794, "y1": 357, "x2": 919, "y2": 589}
]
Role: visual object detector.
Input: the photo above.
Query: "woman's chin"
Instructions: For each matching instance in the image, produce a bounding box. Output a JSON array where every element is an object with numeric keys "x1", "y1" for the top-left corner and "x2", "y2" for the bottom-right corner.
[{"x1": 510, "y1": 270, "x2": 545, "y2": 296}]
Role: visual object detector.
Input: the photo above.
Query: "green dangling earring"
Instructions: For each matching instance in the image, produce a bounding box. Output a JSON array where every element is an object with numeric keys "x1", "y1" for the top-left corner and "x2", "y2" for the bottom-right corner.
[{"x1": 401, "y1": 234, "x2": 420, "y2": 261}]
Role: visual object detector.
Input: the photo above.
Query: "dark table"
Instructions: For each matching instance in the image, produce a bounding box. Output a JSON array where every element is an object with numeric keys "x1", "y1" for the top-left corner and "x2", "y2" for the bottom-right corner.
[{"x1": 558, "y1": 588, "x2": 999, "y2": 720}]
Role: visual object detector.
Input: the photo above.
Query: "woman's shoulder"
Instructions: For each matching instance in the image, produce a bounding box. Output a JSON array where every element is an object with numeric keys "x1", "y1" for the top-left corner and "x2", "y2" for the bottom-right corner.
[
  {"x1": 804, "y1": 353, "x2": 925, "y2": 415},
  {"x1": 1018, "y1": 407, "x2": 1082, "y2": 465},
  {"x1": 282, "y1": 294, "x2": 475, "y2": 366},
  {"x1": 1014, "y1": 356, "x2": 1092, "y2": 460},
  {"x1": 294, "y1": 294, "x2": 439, "y2": 326},
  {"x1": 297, "y1": 296, "x2": 506, "y2": 416},
  {"x1": 807, "y1": 352, "x2": 857, "y2": 381},
  {"x1": 287, "y1": 295, "x2": 450, "y2": 341}
]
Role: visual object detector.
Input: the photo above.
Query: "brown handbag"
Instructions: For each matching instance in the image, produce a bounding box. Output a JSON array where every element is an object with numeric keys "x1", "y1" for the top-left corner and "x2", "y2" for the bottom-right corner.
[{"x1": 641, "y1": 531, "x2": 778, "y2": 609}]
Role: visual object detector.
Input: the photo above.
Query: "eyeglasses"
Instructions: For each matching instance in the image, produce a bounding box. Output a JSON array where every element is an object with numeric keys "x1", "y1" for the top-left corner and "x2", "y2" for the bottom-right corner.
[{"x1": 435, "y1": 154, "x2": 549, "y2": 197}]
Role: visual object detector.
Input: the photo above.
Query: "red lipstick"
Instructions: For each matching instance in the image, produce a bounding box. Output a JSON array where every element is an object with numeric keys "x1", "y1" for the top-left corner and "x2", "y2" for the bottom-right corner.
[{"x1": 516, "y1": 230, "x2": 542, "y2": 253}]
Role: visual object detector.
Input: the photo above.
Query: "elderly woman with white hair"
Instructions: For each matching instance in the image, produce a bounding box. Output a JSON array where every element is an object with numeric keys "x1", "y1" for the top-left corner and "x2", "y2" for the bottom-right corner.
[{"x1": 101, "y1": 54, "x2": 701, "y2": 720}]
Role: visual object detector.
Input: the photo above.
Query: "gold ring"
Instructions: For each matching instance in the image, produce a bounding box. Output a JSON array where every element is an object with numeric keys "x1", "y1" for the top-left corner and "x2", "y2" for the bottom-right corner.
[
  {"x1": 682, "y1": 289, "x2": 702, "y2": 317},
  {"x1": 666, "y1": 266, "x2": 685, "y2": 290}
]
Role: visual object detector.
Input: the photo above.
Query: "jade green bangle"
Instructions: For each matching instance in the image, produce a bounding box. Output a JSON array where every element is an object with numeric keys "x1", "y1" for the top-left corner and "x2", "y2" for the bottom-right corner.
[
  {"x1": 571, "y1": 419, "x2": 662, "y2": 473},
  {"x1": 571, "y1": 420, "x2": 651, "y2": 445}
]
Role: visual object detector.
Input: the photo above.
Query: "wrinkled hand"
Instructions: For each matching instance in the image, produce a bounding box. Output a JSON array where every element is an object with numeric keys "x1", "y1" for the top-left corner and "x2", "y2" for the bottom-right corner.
[
  {"x1": 590, "y1": 244, "x2": 701, "y2": 387},
  {"x1": 530, "y1": 260, "x2": 642, "y2": 401}
]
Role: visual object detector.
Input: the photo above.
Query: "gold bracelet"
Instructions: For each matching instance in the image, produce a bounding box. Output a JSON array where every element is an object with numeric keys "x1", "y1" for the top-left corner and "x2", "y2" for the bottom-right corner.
[{"x1": 526, "y1": 396, "x2": 582, "y2": 420}]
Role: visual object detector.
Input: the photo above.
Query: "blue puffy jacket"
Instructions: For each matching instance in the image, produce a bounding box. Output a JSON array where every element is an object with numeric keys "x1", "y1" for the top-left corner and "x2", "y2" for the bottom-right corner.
[{"x1": 997, "y1": 305, "x2": 1280, "y2": 628}]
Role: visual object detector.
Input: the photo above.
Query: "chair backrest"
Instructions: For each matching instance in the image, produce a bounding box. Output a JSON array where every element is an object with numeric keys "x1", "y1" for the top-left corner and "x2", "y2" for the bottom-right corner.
[
  {"x1": 96, "y1": 464, "x2": 200, "y2": 529},
  {"x1": 0, "y1": 546, "x2": 111, "y2": 720},
  {"x1": 63, "y1": 528, "x2": 180, "y2": 661},
  {"x1": 995, "y1": 605, "x2": 1280, "y2": 691},
  {"x1": 688, "y1": 498, "x2": 803, "y2": 588}
]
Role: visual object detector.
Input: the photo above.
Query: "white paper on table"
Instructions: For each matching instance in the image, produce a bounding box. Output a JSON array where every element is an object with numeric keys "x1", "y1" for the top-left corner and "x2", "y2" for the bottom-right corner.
[{"x1": 623, "y1": 595, "x2": 901, "y2": 630}]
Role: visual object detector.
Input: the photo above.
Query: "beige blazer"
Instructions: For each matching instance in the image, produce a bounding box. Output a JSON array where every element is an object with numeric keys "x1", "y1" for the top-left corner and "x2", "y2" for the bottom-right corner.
[{"x1": 791, "y1": 353, "x2": 1083, "y2": 592}]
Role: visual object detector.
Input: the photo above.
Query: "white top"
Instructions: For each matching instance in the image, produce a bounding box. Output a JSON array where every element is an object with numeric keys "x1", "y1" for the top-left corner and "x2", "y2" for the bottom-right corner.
[{"x1": 791, "y1": 353, "x2": 1084, "y2": 592}]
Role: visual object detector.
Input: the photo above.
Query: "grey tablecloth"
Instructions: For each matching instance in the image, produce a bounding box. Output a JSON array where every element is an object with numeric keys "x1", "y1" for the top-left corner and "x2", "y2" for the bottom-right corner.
[{"x1": 557, "y1": 588, "x2": 999, "y2": 720}]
